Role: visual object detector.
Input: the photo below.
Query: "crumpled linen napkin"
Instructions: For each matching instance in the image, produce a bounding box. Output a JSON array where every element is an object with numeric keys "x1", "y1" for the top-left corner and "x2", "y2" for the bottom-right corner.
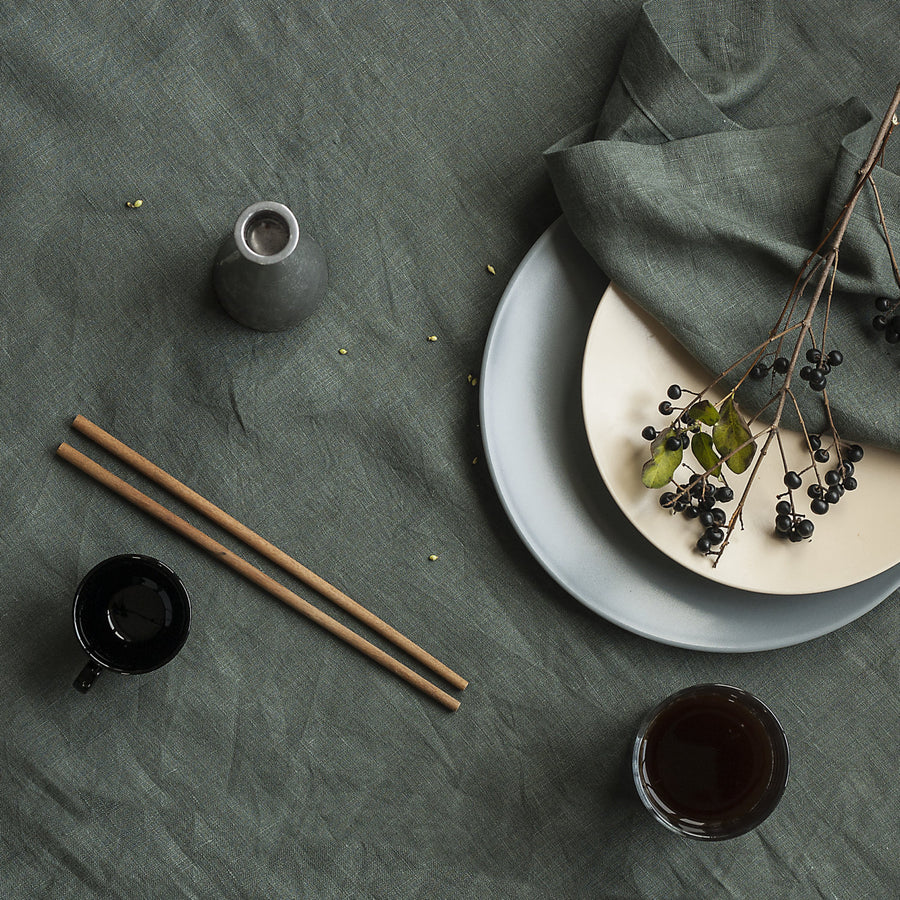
[{"x1": 545, "y1": 0, "x2": 900, "y2": 451}]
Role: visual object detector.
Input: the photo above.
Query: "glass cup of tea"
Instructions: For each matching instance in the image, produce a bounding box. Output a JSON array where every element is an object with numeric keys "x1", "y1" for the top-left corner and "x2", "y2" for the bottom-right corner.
[{"x1": 632, "y1": 684, "x2": 789, "y2": 840}]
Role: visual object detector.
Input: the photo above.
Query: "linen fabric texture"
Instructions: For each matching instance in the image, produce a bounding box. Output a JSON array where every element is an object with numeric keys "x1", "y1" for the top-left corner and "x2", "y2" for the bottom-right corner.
[
  {"x1": 1, "y1": 1, "x2": 899, "y2": 898},
  {"x1": 546, "y1": 0, "x2": 900, "y2": 449}
]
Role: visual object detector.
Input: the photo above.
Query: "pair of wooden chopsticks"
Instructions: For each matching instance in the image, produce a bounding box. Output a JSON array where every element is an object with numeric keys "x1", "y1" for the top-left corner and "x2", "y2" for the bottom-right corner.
[{"x1": 57, "y1": 415, "x2": 467, "y2": 711}]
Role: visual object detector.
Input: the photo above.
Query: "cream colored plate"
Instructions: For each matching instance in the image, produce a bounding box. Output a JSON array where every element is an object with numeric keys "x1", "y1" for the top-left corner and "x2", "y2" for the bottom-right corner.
[{"x1": 582, "y1": 282, "x2": 900, "y2": 594}]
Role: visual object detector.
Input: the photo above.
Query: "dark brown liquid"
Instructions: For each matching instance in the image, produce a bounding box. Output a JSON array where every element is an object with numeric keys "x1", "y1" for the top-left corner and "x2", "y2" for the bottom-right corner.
[
  {"x1": 106, "y1": 580, "x2": 172, "y2": 642},
  {"x1": 638, "y1": 691, "x2": 776, "y2": 832}
]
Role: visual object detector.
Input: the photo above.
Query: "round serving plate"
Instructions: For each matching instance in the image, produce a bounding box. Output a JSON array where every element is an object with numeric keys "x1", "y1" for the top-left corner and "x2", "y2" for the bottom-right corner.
[
  {"x1": 581, "y1": 281, "x2": 900, "y2": 594},
  {"x1": 479, "y1": 218, "x2": 900, "y2": 651}
]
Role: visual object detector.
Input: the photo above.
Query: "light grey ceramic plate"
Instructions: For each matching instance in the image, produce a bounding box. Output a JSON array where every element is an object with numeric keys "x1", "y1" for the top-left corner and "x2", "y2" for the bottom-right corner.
[{"x1": 479, "y1": 218, "x2": 900, "y2": 651}]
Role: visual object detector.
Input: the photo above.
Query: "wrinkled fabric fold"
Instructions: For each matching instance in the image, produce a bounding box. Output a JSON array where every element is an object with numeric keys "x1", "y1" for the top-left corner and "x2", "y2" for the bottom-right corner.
[{"x1": 545, "y1": 0, "x2": 900, "y2": 450}]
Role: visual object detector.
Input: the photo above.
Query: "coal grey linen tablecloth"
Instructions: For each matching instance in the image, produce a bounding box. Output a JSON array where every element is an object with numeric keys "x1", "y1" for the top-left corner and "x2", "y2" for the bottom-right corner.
[{"x1": 1, "y1": 2, "x2": 899, "y2": 898}]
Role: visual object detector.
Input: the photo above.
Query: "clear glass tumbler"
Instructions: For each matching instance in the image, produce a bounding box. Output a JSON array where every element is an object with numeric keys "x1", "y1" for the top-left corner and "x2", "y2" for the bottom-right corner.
[{"x1": 632, "y1": 683, "x2": 789, "y2": 840}]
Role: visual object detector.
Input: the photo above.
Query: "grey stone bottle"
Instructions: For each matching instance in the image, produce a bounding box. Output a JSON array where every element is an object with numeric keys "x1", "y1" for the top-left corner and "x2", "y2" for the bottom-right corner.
[{"x1": 213, "y1": 200, "x2": 328, "y2": 331}]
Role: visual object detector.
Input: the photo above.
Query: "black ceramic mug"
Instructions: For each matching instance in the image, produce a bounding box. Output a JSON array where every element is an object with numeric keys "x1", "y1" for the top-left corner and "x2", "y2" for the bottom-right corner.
[{"x1": 72, "y1": 554, "x2": 191, "y2": 692}]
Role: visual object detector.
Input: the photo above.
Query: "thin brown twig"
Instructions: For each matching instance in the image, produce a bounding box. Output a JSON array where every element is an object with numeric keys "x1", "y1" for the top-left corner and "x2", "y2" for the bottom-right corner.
[
  {"x1": 868, "y1": 175, "x2": 900, "y2": 290},
  {"x1": 816, "y1": 248, "x2": 840, "y2": 357}
]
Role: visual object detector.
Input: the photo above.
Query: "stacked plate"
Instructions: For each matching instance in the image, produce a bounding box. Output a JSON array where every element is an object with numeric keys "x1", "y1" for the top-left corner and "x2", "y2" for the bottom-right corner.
[{"x1": 479, "y1": 218, "x2": 900, "y2": 651}]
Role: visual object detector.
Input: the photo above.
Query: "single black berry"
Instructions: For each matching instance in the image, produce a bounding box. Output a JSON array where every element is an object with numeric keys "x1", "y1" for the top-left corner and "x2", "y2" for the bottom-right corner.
[
  {"x1": 705, "y1": 527, "x2": 724, "y2": 545},
  {"x1": 875, "y1": 296, "x2": 891, "y2": 312},
  {"x1": 846, "y1": 444, "x2": 864, "y2": 463},
  {"x1": 873, "y1": 314, "x2": 887, "y2": 331},
  {"x1": 660, "y1": 492, "x2": 676, "y2": 508},
  {"x1": 715, "y1": 486, "x2": 734, "y2": 503},
  {"x1": 699, "y1": 510, "x2": 715, "y2": 528},
  {"x1": 810, "y1": 498, "x2": 829, "y2": 515},
  {"x1": 696, "y1": 537, "x2": 711, "y2": 553},
  {"x1": 750, "y1": 363, "x2": 768, "y2": 380},
  {"x1": 773, "y1": 356, "x2": 789, "y2": 374},
  {"x1": 825, "y1": 487, "x2": 841, "y2": 504},
  {"x1": 800, "y1": 366, "x2": 813, "y2": 381},
  {"x1": 665, "y1": 436, "x2": 681, "y2": 451},
  {"x1": 807, "y1": 484, "x2": 823, "y2": 499},
  {"x1": 775, "y1": 500, "x2": 792, "y2": 516},
  {"x1": 642, "y1": 425, "x2": 657, "y2": 441},
  {"x1": 843, "y1": 476, "x2": 858, "y2": 491},
  {"x1": 783, "y1": 471, "x2": 802, "y2": 490},
  {"x1": 658, "y1": 401, "x2": 673, "y2": 415},
  {"x1": 824, "y1": 469, "x2": 840, "y2": 486},
  {"x1": 796, "y1": 519, "x2": 815, "y2": 538},
  {"x1": 805, "y1": 348, "x2": 822, "y2": 363},
  {"x1": 711, "y1": 508, "x2": 726, "y2": 526},
  {"x1": 814, "y1": 448, "x2": 829, "y2": 463},
  {"x1": 684, "y1": 505, "x2": 700, "y2": 518},
  {"x1": 827, "y1": 350, "x2": 843, "y2": 366},
  {"x1": 680, "y1": 432, "x2": 690, "y2": 449},
  {"x1": 667, "y1": 384, "x2": 682, "y2": 400},
  {"x1": 808, "y1": 434, "x2": 822, "y2": 451},
  {"x1": 775, "y1": 514, "x2": 793, "y2": 534}
]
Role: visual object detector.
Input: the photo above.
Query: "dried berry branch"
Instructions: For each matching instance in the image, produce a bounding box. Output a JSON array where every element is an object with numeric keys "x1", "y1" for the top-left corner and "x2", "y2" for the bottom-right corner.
[{"x1": 641, "y1": 83, "x2": 900, "y2": 562}]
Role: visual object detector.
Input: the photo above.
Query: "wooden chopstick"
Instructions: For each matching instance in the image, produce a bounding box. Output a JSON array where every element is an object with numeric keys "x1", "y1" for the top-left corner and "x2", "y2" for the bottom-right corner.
[
  {"x1": 57, "y1": 442, "x2": 461, "y2": 711},
  {"x1": 71, "y1": 415, "x2": 467, "y2": 692}
]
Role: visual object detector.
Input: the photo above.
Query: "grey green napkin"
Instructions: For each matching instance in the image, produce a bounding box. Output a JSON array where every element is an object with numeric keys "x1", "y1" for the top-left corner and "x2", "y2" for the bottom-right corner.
[{"x1": 545, "y1": 0, "x2": 900, "y2": 451}]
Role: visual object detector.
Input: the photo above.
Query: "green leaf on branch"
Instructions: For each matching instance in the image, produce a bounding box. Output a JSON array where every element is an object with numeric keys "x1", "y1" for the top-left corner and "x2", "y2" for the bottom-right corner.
[
  {"x1": 688, "y1": 399, "x2": 720, "y2": 426},
  {"x1": 691, "y1": 431, "x2": 721, "y2": 478},
  {"x1": 641, "y1": 429, "x2": 683, "y2": 488},
  {"x1": 712, "y1": 396, "x2": 756, "y2": 474}
]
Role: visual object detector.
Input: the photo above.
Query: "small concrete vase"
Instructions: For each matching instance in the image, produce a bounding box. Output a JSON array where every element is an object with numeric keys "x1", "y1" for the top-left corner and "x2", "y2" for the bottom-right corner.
[{"x1": 213, "y1": 201, "x2": 328, "y2": 331}]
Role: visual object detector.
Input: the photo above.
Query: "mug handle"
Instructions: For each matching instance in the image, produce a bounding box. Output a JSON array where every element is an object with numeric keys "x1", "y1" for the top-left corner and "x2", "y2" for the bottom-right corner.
[{"x1": 73, "y1": 659, "x2": 103, "y2": 693}]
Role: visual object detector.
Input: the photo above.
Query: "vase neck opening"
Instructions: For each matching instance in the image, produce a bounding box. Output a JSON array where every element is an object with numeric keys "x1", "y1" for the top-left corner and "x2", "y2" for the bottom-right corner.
[
  {"x1": 244, "y1": 211, "x2": 290, "y2": 256},
  {"x1": 233, "y1": 201, "x2": 300, "y2": 265}
]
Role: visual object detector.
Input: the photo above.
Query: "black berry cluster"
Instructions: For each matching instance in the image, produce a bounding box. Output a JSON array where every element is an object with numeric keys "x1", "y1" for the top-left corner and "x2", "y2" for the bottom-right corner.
[
  {"x1": 641, "y1": 384, "x2": 738, "y2": 556},
  {"x1": 806, "y1": 444, "x2": 862, "y2": 515},
  {"x1": 872, "y1": 295, "x2": 900, "y2": 343},
  {"x1": 745, "y1": 343, "x2": 844, "y2": 396},
  {"x1": 772, "y1": 497, "x2": 815, "y2": 542},
  {"x1": 780, "y1": 439, "x2": 863, "y2": 536},
  {"x1": 796, "y1": 347, "x2": 843, "y2": 393},
  {"x1": 657, "y1": 474, "x2": 735, "y2": 555},
  {"x1": 641, "y1": 384, "x2": 700, "y2": 447}
]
